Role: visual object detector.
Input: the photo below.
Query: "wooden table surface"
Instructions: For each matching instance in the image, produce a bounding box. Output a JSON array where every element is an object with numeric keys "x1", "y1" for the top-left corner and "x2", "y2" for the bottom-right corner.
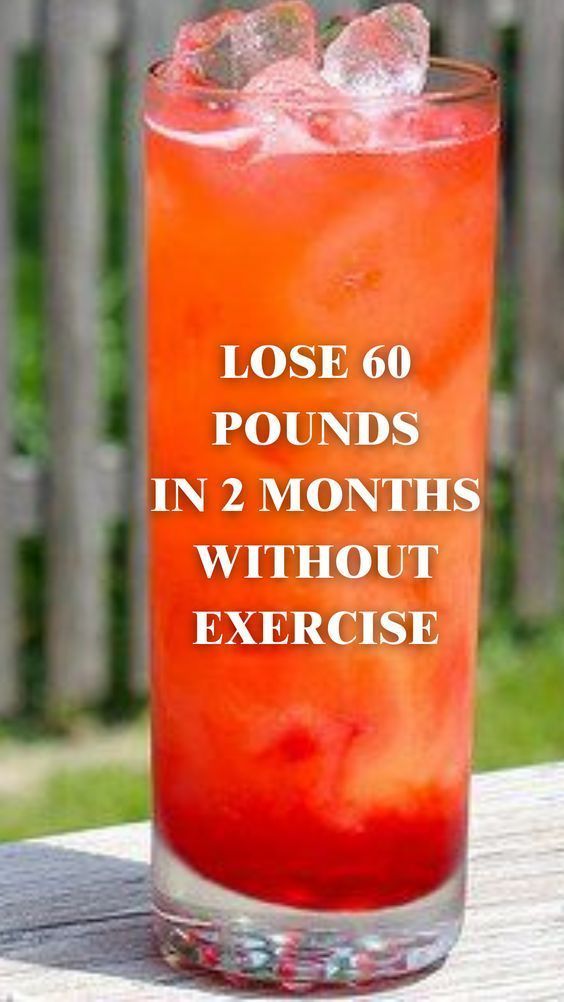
[{"x1": 0, "y1": 763, "x2": 562, "y2": 1001}]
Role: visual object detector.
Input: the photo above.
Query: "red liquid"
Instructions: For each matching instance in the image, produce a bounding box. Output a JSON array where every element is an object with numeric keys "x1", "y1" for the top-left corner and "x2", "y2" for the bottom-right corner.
[{"x1": 147, "y1": 85, "x2": 498, "y2": 911}]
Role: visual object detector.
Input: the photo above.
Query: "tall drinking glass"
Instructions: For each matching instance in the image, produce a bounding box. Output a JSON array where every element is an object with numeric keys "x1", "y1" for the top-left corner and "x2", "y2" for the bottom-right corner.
[{"x1": 146, "y1": 59, "x2": 499, "y2": 989}]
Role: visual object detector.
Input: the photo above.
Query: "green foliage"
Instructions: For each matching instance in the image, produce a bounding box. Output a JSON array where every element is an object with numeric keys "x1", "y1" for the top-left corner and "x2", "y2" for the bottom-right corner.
[
  {"x1": 12, "y1": 52, "x2": 128, "y2": 458},
  {"x1": 13, "y1": 54, "x2": 45, "y2": 457},
  {"x1": 18, "y1": 537, "x2": 46, "y2": 716}
]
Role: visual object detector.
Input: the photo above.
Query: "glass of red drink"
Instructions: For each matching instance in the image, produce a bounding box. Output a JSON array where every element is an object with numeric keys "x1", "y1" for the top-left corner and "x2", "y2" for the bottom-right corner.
[{"x1": 146, "y1": 9, "x2": 499, "y2": 987}]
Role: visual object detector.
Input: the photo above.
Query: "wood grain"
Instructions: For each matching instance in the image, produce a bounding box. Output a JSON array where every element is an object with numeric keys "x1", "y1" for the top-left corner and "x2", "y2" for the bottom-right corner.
[
  {"x1": 43, "y1": 0, "x2": 117, "y2": 708},
  {"x1": 0, "y1": 764, "x2": 563, "y2": 1000},
  {"x1": 440, "y1": 0, "x2": 494, "y2": 62},
  {"x1": 122, "y1": 0, "x2": 189, "y2": 700}
]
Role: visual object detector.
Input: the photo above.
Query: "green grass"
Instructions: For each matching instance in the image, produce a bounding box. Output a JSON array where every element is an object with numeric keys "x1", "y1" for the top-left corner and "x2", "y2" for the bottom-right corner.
[
  {"x1": 0, "y1": 765, "x2": 149, "y2": 843},
  {"x1": 475, "y1": 620, "x2": 564, "y2": 770}
]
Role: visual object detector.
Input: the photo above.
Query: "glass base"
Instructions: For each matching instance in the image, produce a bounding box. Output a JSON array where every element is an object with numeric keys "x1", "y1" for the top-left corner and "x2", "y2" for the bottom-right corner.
[{"x1": 153, "y1": 832, "x2": 464, "y2": 990}]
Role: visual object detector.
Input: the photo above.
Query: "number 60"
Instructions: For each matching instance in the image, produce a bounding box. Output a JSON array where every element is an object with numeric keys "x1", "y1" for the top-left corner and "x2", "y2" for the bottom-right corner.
[{"x1": 362, "y1": 345, "x2": 411, "y2": 380}]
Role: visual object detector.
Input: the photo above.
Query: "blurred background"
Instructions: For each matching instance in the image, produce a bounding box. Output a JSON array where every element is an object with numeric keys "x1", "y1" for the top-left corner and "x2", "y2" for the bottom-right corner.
[{"x1": 0, "y1": 0, "x2": 563, "y2": 842}]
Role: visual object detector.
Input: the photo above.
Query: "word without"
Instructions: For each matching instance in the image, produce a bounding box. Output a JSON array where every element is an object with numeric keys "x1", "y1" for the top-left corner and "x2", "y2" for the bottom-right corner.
[{"x1": 194, "y1": 543, "x2": 439, "y2": 580}]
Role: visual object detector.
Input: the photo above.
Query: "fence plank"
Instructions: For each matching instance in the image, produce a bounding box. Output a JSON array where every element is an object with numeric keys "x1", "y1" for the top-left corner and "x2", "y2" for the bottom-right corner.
[
  {"x1": 0, "y1": 0, "x2": 38, "y2": 47},
  {"x1": 9, "y1": 447, "x2": 127, "y2": 538},
  {"x1": 0, "y1": 5, "x2": 20, "y2": 715},
  {"x1": 514, "y1": 0, "x2": 564, "y2": 620},
  {"x1": 123, "y1": 0, "x2": 199, "y2": 698},
  {"x1": 43, "y1": 0, "x2": 116, "y2": 709},
  {"x1": 440, "y1": 0, "x2": 494, "y2": 62}
]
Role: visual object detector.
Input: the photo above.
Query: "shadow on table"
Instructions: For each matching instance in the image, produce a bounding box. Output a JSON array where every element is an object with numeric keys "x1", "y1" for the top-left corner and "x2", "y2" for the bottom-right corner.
[{"x1": 0, "y1": 838, "x2": 446, "y2": 998}]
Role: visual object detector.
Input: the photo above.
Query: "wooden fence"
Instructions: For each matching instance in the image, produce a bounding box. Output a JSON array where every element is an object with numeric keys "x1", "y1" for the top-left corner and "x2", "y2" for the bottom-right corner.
[{"x1": 0, "y1": 0, "x2": 563, "y2": 716}]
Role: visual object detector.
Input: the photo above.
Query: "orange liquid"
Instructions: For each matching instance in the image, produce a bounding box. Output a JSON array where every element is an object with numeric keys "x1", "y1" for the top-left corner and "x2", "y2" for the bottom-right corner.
[{"x1": 147, "y1": 94, "x2": 498, "y2": 910}]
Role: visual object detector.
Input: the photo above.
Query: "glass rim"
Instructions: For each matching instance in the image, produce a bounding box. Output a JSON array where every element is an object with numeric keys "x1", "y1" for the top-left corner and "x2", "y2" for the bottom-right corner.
[{"x1": 147, "y1": 56, "x2": 499, "y2": 108}]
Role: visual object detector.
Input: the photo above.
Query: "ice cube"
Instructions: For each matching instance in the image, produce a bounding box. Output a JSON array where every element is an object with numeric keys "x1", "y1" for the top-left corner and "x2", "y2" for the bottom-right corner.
[
  {"x1": 244, "y1": 57, "x2": 370, "y2": 153},
  {"x1": 170, "y1": 2, "x2": 317, "y2": 90},
  {"x1": 322, "y1": 3, "x2": 430, "y2": 99},
  {"x1": 244, "y1": 55, "x2": 335, "y2": 102},
  {"x1": 174, "y1": 11, "x2": 244, "y2": 61},
  {"x1": 234, "y1": 1, "x2": 318, "y2": 83},
  {"x1": 169, "y1": 10, "x2": 243, "y2": 88},
  {"x1": 243, "y1": 58, "x2": 328, "y2": 155}
]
